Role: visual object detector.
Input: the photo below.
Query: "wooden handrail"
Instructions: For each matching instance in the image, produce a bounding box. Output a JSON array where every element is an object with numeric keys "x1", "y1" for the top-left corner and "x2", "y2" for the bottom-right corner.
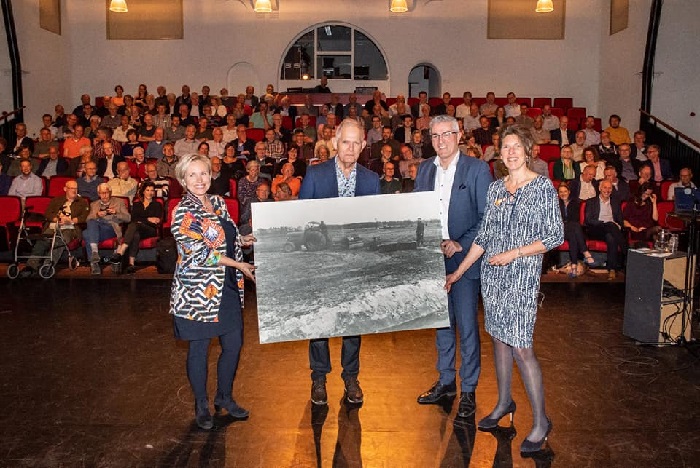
[
  {"x1": 639, "y1": 108, "x2": 700, "y2": 150},
  {"x1": 0, "y1": 106, "x2": 25, "y2": 123}
]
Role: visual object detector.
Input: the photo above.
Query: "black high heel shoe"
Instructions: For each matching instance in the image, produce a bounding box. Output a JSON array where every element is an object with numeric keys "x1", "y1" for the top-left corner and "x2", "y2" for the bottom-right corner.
[
  {"x1": 195, "y1": 400, "x2": 213, "y2": 430},
  {"x1": 477, "y1": 400, "x2": 516, "y2": 431},
  {"x1": 520, "y1": 417, "x2": 552, "y2": 453},
  {"x1": 214, "y1": 394, "x2": 250, "y2": 419}
]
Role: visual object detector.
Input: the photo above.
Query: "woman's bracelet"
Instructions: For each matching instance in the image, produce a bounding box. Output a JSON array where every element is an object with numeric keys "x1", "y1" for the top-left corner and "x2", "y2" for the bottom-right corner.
[{"x1": 517, "y1": 247, "x2": 523, "y2": 258}]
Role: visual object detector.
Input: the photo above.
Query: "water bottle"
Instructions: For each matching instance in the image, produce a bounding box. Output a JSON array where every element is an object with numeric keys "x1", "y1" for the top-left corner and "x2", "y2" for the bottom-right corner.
[{"x1": 669, "y1": 234, "x2": 678, "y2": 254}]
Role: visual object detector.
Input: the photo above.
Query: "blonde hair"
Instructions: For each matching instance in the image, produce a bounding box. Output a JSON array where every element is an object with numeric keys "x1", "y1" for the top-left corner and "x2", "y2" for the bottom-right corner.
[{"x1": 174, "y1": 153, "x2": 211, "y2": 188}]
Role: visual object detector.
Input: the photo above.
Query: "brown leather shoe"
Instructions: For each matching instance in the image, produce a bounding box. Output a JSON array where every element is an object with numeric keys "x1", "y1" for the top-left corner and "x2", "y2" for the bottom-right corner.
[
  {"x1": 343, "y1": 377, "x2": 364, "y2": 404},
  {"x1": 311, "y1": 379, "x2": 328, "y2": 406}
]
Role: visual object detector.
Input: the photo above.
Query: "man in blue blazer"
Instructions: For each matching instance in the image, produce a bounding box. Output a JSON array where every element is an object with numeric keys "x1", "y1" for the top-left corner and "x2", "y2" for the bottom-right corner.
[
  {"x1": 645, "y1": 145, "x2": 673, "y2": 181},
  {"x1": 413, "y1": 115, "x2": 492, "y2": 418},
  {"x1": 298, "y1": 118, "x2": 380, "y2": 406}
]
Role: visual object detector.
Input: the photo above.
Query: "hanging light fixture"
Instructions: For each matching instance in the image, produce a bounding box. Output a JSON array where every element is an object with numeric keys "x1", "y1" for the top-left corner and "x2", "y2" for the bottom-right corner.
[
  {"x1": 535, "y1": 0, "x2": 553, "y2": 13},
  {"x1": 390, "y1": 0, "x2": 409, "y2": 13},
  {"x1": 253, "y1": 0, "x2": 272, "y2": 13},
  {"x1": 109, "y1": 0, "x2": 128, "y2": 13}
]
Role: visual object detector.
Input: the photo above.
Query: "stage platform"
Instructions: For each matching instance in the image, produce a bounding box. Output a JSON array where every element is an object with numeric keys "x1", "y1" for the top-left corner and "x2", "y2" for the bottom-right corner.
[{"x1": 0, "y1": 279, "x2": 698, "y2": 467}]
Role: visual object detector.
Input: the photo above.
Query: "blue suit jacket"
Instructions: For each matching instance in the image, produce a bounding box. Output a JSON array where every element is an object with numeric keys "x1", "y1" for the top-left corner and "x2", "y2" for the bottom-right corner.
[
  {"x1": 299, "y1": 158, "x2": 380, "y2": 200},
  {"x1": 414, "y1": 153, "x2": 492, "y2": 278}
]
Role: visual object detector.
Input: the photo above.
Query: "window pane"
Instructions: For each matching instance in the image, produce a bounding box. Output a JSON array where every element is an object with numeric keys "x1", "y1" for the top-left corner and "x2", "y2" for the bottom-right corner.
[
  {"x1": 316, "y1": 25, "x2": 351, "y2": 52},
  {"x1": 317, "y1": 55, "x2": 352, "y2": 79},
  {"x1": 354, "y1": 31, "x2": 388, "y2": 80},
  {"x1": 281, "y1": 31, "x2": 314, "y2": 80}
]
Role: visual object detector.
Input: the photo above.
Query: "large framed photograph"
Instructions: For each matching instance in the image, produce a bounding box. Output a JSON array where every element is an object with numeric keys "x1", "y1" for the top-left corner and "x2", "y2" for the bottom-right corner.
[{"x1": 252, "y1": 192, "x2": 449, "y2": 344}]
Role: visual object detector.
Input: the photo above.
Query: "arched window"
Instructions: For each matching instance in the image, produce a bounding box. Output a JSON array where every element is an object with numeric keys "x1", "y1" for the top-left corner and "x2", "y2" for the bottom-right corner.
[{"x1": 280, "y1": 24, "x2": 388, "y2": 82}]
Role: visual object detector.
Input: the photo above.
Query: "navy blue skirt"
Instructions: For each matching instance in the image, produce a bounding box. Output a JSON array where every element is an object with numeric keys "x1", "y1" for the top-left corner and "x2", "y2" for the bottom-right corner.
[{"x1": 173, "y1": 218, "x2": 242, "y2": 341}]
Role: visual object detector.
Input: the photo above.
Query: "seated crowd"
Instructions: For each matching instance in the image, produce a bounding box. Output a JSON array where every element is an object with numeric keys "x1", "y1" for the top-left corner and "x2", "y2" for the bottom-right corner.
[{"x1": 0, "y1": 82, "x2": 690, "y2": 278}]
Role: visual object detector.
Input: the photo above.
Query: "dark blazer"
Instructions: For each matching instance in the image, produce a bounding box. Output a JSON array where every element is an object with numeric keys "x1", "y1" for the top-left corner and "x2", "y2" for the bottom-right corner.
[
  {"x1": 607, "y1": 178, "x2": 631, "y2": 202},
  {"x1": 568, "y1": 177, "x2": 599, "y2": 201},
  {"x1": 97, "y1": 155, "x2": 126, "y2": 178},
  {"x1": 324, "y1": 103, "x2": 344, "y2": 120},
  {"x1": 559, "y1": 198, "x2": 582, "y2": 224},
  {"x1": 414, "y1": 153, "x2": 492, "y2": 279},
  {"x1": 645, "y1": 159, "x2": 673, "y2": 181},
  {"x1": 392, "y1": 126, "x2": 415, "y2": 144},
  {"x1": 552, "y1": 159, "x2": 581, "y2": 182},
  {"x1": 584, "y1": 195, "x2": 624, "y2": 228},
  {"x1": 36, "y1": 157, "x2": 69, "y2": 177},
  {"x1": 299, "y1": 159, "x2": 380, "y2": 200},
  {"x1": 550, "y1": 128, "x2": 576, "y2": 147}
]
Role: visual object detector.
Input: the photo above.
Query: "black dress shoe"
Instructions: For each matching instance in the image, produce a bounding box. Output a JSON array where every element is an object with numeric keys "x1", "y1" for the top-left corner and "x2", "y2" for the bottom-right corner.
[
  {"x1": 457, "y1": 392, "x2": 476, "y2": 418},
  {"x1": 195, "y1": 400, "x2": 213, "y2": 430},
  {"x1": 417, "y1": 381, "x2": 457, "y2": 404},
  {"x1": 213, "y1": 395, "x2": 250, "y2": 419}
]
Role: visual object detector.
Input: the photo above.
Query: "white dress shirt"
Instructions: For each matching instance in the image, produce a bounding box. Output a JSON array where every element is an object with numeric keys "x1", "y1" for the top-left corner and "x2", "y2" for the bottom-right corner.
[{"x1": 434, "y1": 153, "x2": 459, "y2": 239}]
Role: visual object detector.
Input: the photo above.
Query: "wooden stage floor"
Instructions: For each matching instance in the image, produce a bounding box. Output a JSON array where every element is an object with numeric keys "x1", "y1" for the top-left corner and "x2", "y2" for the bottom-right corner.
[{"x1": 0, "y1": 279, "x2": 697, "y2": 467}]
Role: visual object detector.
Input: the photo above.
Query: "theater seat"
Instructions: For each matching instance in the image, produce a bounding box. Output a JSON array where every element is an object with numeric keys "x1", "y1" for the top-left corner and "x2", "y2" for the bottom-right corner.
[
  {"x1": 0, "y1": 196, "x2": 22, "y2": 250},
  {"x1": 24, "y1": 196, "x2": 52, "y2": 230},
  {"x1": 533, "y1": 98, "x2": 552, "y2": 108},
  {"x1": 553, "y1": 98, "x2": 573, "y2": 113},
  {"x1": 539, "y1": 145, "x2": 561, "y2": 163},
  {"x1": 48, "y1": 176, "x2": 74, "y2": 198}
]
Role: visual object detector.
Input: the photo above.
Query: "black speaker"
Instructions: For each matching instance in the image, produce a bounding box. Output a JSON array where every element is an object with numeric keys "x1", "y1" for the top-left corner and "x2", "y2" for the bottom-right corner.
[{"x1": 623, "y1": 250, "x2": 692, "y2": 344}]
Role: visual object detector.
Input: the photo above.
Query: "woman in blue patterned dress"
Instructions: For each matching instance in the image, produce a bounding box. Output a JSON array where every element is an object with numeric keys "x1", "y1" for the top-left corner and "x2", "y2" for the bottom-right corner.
[
  {"x1": 445, "y1": 125, "x2": 563, "y2": 453},
  {"x1": 170, "y1": 154, "x2": 256, "y2": 430}
]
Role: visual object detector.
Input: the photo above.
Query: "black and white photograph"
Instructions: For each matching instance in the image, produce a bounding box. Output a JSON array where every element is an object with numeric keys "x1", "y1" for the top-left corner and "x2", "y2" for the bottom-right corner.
[{"x1": 252, "y1": 192, "x2": 449, "y2": 344}]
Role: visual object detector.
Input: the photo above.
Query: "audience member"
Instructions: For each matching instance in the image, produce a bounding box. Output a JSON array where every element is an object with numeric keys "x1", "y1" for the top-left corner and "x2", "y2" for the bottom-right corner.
[
  {"x1": 379, "y1": 162, "x2": 402, "y2": 194},
  {"x1": 9, "y1": 160, "x2": 42, "y2": 201},
  {"x1": 278, "y1": 146, "x2": 307, "y2": 179},
  {"x1": 142, "y1": 163, "x2": 170, "y2": 199},
  {"x1": 108, "y1": 161, "x2": 138, "y2": 201},
  {"x1": 550, "y1": 116, "x2": 575, "y2": 147},
  {"x1": 631, "y1": 130, "x2": 648, "y2": 161},
  {"x1": 479, "y1": 91, "x2": 498, "y2": 117},
  {"x1": 207, "y1": 156, "x2": 230, "y2": 197},
  {"x1": 36, "y1": 146, "x2": 68, "y2": 178},
  {"x1": 617, "y1": 143, "x2": 638, "y2": 182},
  {"x1": 584, "y1": 179, "x2": 626, "y2": 280},
  {"x1": 33, "y1": 128, "x2": 58, "y2": 159},
  {"x1": 77, "y1": 161, "x2": 100, "y2": 201},
  {"x1": 18, "y1": 180, "x2": 90, "y2": 277},
  {"x1": 623, "y1": 182, "x2": 660, "y2": 247},
  {"x1": 529, "y1": 144, "x2": 549, "y2": 178},
  {"x1": 401, "y1": 162, "x2": 419, "y2": 193},
  {"x1": 541, "y1": 104, "x2": 560, "y2": 132},
  {"x1": 8, "y1": 146, "x2": 35, "y2": 176},
  {"x1": 582, "y1": 116, "x2": 601, "y2": 147},
  {"x1": 569, "y1": 165, "x2": 599, "y2": 201},
  {"x1": 84, "y1": 183, "x2": 131, "y2": 275},
  {"x1": 530, "y1": 116, "x2": 551, "y2": 144},
  {"x1": 174, "y1": 125, "x2": 199, "y2": 158},
  {"x1": 121, "y1": 129, "x2": 141, "y2": 158},
  {"x1": 63, "y1": 125, "x2": 91, "y2": 159},
  {"x1": 571, "y1": 131, "x2": 587, "y2": 162},
  {"x1": 666, "y1": 167, "x2": 696, "y2": 200},
  {"x1": 232, "y1": 125, "x2": 256, "y2": 160},
  {"x1": 553, "y1": 145, "x2": 580, "y2": 182},
  {"x1": 156, "y1": 143, "x2": 179, "y2": 179},
  {"x1": 645, "y1": 145, "x2": 673, "y2": 182},
  {"x1": 97, "y1": 142, "x2": 124, "y2": 179},
  {"x1": 558, "y1": 183, "x2": 595, "y2": 277},
  {"x1": 604, "y1": 114, "x2": 631, "y2": 145},
  {"x1": 145, "y1": 128, "x2": 167, "y2": 159},
  {"x1": 579, "y1": 147, "x2": 605, "y2": 180},
  {"x1": 472, "y1": 117, "x2": 494, "y2": 146},
  {"x1": 271, "y1": 162, "x2": 301, "y2": 197},
  {"x1": 603, "y1": 165, "x2": 631, "y2": 202}
]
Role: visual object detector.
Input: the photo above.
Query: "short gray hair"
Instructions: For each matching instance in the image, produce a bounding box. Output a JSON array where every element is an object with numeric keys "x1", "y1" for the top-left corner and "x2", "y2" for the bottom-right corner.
[{"x1": 429, "y1": 115, "x2": 459, "y2": 134}]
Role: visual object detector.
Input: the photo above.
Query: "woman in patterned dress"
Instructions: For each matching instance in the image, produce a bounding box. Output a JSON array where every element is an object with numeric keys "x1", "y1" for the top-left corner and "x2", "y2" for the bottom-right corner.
[
  {"x1": 445, "y1": 124, "x2": 563, "y2": 453},
  {"x1": 170, "y1": 154, "x2": 256, "y2": 430}
]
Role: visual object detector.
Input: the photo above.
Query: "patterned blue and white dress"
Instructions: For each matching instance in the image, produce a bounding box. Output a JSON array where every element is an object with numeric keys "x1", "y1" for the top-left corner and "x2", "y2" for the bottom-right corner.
[{"x1": 473, "y1": 176, "x2": 564, "y2": 348}]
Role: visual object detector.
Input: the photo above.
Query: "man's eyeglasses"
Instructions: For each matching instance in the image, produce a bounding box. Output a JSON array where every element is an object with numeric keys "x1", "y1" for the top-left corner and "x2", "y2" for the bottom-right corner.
[{"x1": 430, "y1": 131, "x2": 458, "y2": 141}]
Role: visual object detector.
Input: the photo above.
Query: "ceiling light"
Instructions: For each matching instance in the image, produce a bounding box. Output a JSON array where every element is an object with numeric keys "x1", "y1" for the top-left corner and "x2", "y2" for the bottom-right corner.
[
  {"x1": 535, "y1": 0, "x2": 553, "y2": 13},
  {"x1": 109, "y1": 0, "x2": 128, "y2": 13},
  {"x1": 253, "y1": 0, "x2": 272, "y2": 13},
  {"x1": 390, "y1": 0, "x2": 408, "y2": 13}
]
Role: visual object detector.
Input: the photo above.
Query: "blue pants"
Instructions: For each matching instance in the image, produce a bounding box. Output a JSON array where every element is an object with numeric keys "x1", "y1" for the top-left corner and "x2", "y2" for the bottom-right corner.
[
  {"x1": 83, "y1": 220, "x2": 116, "y2": 256},
  {"x1": 309, "y1": 336, "x2": 361, "y2": 381},
  {"x1": 436, "y1": 277, "x2": 481, "y2": 392},
  {"x1": 187, "y1": 329, "x2": 243, "y2": 402}
]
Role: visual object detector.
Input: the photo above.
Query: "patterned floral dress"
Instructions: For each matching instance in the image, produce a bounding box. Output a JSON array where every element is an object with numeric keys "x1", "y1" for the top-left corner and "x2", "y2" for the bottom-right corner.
[{"x1": 473, "y1": 176, "x2": 563, "y2": 348}]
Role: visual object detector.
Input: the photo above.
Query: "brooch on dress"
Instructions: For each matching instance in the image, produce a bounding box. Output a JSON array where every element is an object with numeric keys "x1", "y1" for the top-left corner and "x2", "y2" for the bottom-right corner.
[{"x1": 495, "y1": 198, "x2": 505, "y2": 207}]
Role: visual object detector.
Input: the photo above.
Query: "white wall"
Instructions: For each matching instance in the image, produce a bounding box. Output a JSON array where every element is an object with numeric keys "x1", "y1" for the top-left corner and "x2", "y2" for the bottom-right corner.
[
  {"x1": 34, "y1": 0, "x2": 600, "y2": 125},
  {"x1": 653, "y1": 0, "x2": 700, "y2": 140},
  {"x1": 22, "y1": 0, "x2": 697, "y2": 139},
  {"x1": 11, "y1": 0, "x2": 71, "y2": 136},
  {"x1": 598, "y1": 0, "x2": 653, "y2": 134}
]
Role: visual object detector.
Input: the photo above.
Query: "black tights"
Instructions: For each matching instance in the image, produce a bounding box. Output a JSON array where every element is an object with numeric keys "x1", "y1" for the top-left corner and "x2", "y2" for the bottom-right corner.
[
  {"x1": 489, "y1": 337, "x2": 549, "y2": 442},
  {"x1": 186, "y1": 328, "x2": 242, "y2": 405}
]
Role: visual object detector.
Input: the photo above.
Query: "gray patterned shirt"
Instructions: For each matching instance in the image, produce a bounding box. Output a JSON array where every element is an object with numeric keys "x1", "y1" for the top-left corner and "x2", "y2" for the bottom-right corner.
[{"x1": 335, "y1": 157, "x2": 357, "y2": 197}]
